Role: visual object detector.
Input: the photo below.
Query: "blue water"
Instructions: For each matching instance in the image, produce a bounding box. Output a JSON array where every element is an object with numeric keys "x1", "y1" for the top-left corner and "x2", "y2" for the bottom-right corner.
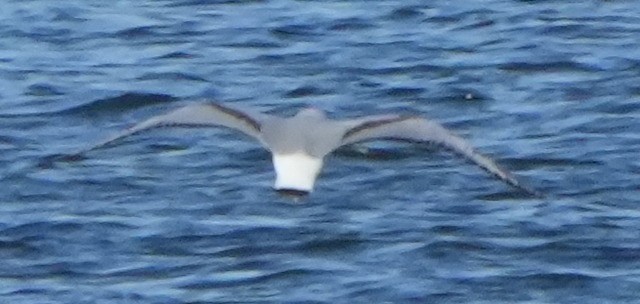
[{"x1": 1, "y1": 0, "x2": 640, "y2": 303}]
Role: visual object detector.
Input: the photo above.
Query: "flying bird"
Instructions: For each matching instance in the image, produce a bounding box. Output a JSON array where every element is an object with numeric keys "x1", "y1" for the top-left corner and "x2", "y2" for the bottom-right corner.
[{"x1": 75, "y1": 101, "x2": 539, "y2": 198}]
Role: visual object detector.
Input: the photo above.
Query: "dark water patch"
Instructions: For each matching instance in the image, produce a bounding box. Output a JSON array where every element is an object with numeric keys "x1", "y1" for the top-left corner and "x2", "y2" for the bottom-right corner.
[
  {"x1": 270, "y1": 24, "x2": 323, "y2": 41},
  {"x1": 284, "y1": 85, "x2": 332, "y2": 98},
  {"x1": 564, "y1": 117, "x2": 639, "y2": 135},
  {"x1": 499, "y1": 61, "x2": 601, "y2": 73},
  {"x1": 478, "y1": 190, "x2": 540, "y2": 201},
  {"x1": 169, "y1": 20, "x2": 210, "y2": 37},
  {"x1": 328, "y1": 17, "x2": 375, "y2": 32},
  {"x1": 146, "y1": 142, "x2": 191, "y2": 152},
  {"x1": 558, "y1": 185, "x2": 622, "y2": 198},
  {"x1": 386, "y1": 6, "x2": 425, "y2": 20},
  {"x1": 220, "y1": 39, "x2": 282, "y2": 49},
  {"x1": 563, "y1": 86, "x2": 596, "y2": 101},
  {"x1": 517, "y1": 272, "x2": 596, "y2": 290},
  {"x1": 629, "y1": 85, "x2": 640, "y2": 96},
  {"x1": 136, "y1": 72, "x2": 209, "y2": 82},
  {"x1": 137, "y1": 234, "x2": 228, "y2": 257},
  {"x1": 0, "y1": 134, "x2": 22, "y2": 146},
  {"x1": 0, "y1": 260, "x2": 99, "y2": 280},
  {"x1": 36, "y1": 153, "x2": 87, "y2": 169},
  {"x1": 51, "y1": 9, "x2": 87, "y2": 23},
  {"x1": 430, "y1": 225, "x2": 465, "y2": 236},
  {"x1": 334, "y1": 145, "x2": 437, "y2": 162},
  {"x1": 25, "y1": 84, "x2": 65, "y2": 97},
  {"x1": 479, "y1": 37, "x2": 510, "y2": 48},
  {"x1": 381, "y1": 87, "x2": 424, "y2": 98},
  {"x1": 155, "y1": 51, "x2": 199, "y2": 59},
  {"x1": 589, "y1": 245, "x2": 640, "y2": 263},
  {"x1": 115, "y1": 26, "x2": 161, "y2": 40},
  {"x1": 222, "y1": 226, "x2": 297, "y2": 243},
  {"x1": 0, "y1": 220, "x2": 136, "y2": 241},
  {"x1": 0, "y1": 221, "x2": 82, "y2": 238},
  {"x1": 456, "y1": 18, "x2": 495, "y2": 31},
  {"x1": 3, "y1": 287, "x2": 50, "y2": 296},
  {"x1": 424, "y1": 15, "x2": 463, "y2": 25},
  {"x1": 0, "y1": 239, "x2": 39, "y2": 256},
  {"x1": 8, "y1": 28, "x2": 75, "y2": 45},
  {"x1": 539, "y1": 23, "x2": 586, "y2": 36},
  {"x1": 355, "y1": 79, "x2": 382, "y2": 89},
  {"x1": 418, "y1": 240, "x2": 494, "y2": 258},
  {"x1": 596, "y1": 100, "x2": 640, "y2": 114},
  {"x1": 297, "y1": 234, "x2": 365, "y2": 254},
  {"x1": 56, "y1": 92, "x2": 176, "y2": 117}
]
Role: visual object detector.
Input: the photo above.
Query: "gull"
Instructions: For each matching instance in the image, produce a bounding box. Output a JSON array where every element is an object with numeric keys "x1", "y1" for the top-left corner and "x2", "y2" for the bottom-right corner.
[{"x1": 76, "y1": 101, "x2": 539, "y2": 198}]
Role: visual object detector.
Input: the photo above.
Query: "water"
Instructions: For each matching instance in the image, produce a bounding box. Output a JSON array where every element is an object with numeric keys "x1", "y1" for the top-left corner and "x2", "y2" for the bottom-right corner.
[{"x1": 1, "y1": 0, "x2": 639, "y2": 303}]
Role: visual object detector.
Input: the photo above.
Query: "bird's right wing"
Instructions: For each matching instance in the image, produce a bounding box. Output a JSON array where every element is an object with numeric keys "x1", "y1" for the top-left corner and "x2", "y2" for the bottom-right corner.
[
  {"x1": 79, "y1": 102, "x2": 270, "y2": 154},
  {"x1": 338, "y1": 115, "x2": 540, "y2": 196}
]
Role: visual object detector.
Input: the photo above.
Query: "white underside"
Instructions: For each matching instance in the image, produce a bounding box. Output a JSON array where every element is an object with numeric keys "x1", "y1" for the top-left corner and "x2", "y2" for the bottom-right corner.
[{"x1": 272, "y1": 152, "x2": 324, "y2": 192}]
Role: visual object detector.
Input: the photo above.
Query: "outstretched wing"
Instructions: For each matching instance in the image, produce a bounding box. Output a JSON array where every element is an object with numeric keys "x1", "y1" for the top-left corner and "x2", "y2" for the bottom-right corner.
[
  {"x1": 80, "y1": 102, "x2": 269, "y2": 154},
  {"x1": 339, "y1": 115, "x2": 540, "y2": 196}
]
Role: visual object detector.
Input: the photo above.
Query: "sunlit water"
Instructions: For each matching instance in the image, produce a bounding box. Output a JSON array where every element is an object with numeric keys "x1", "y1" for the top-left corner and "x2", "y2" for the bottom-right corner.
[{"x1": 1, "y1": 1, "x2": 639, "y2": 303}]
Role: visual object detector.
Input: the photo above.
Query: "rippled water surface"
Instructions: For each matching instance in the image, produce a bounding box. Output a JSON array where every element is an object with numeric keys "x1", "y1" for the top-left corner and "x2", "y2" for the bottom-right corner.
[{"x1": 1, "y1": 0, "x2": 639, "y2": 303}]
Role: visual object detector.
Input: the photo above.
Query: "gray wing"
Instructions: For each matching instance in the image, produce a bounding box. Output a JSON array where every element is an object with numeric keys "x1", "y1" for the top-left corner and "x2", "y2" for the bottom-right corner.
[
  {"x1": 80, "y1": 102, "x2": 270, "y2": 154},
  {"x1": 339, "y1": 115, "x2": 540, "y2": 196}
]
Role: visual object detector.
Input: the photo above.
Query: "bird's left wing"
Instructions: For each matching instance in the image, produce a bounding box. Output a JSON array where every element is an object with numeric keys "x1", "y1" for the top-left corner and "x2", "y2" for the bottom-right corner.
[
  {"x1": 79, "y1": 102, "x2": 270, "y2": 154},
  {"x1": 339, "y1": 115, "x2": 540, "y2": 196}
]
